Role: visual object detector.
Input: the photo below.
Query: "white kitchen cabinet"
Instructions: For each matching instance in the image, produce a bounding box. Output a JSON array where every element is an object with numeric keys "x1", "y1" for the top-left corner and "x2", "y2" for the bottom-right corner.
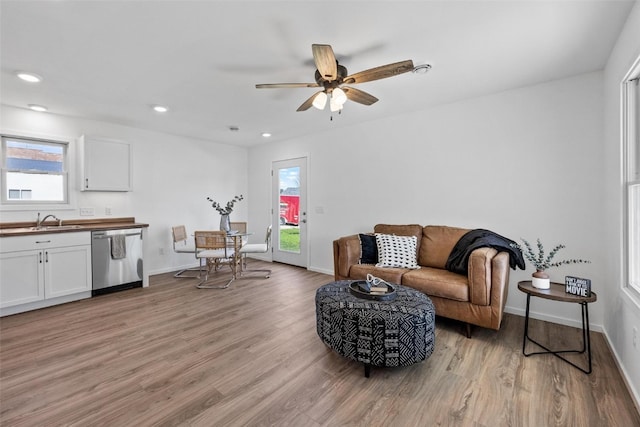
[
  {"x1": 0, "y1": 250, "x2": 43, "y2": 307},
  {"x1": 0, "y1": 232, "x2": 92, "y2": 314},
  {"x1": 78, "y1": 135, "x2": 132, "y2": 191},
  {"x1": 43, "y1": 245, "x2": 92, "y2": 298}
]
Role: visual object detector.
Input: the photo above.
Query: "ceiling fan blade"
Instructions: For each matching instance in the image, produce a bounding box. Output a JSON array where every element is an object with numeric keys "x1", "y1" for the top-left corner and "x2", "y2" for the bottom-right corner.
[
  {"x1": 297, "y1": 90, "x2": 324, "y2": 112},
  {"x1": 256, "y1": 83, "x2": 319, "y2": 89},
  {"x1": 343, "y1": 87, "x2": 378, "y2": 105},
  {"x1": 343, "y1": 60, "x2": 414, "y2": 85},
  {"x1": 312, "y1": 44, "x2": 337, "y2": 81}
]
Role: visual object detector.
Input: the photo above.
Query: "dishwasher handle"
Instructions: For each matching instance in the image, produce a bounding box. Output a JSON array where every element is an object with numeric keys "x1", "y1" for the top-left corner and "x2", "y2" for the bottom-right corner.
[{"x1": 92, "y1": 232, "x2": 142, "y2": 239}]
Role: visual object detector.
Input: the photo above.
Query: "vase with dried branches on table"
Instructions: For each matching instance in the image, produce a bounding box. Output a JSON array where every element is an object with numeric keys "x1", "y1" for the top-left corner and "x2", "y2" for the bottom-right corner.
[
  {"x1": 511, "y1": 238, "x2": 590, "y2": 289},
  {"x1": 207, "y1": 194, "x2": 243, "y2": 233}
]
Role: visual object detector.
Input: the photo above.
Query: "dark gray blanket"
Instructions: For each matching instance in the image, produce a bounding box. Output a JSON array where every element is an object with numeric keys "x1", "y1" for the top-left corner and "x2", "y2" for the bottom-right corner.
[{"x1": 445, "y1": 229, "x2": 525, "y2": 275}]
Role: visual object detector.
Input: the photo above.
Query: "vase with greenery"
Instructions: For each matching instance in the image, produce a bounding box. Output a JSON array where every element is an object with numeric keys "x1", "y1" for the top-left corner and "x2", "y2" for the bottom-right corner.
[
  {"x1": 207, "y1": 194, "x2": 243, "y2": 233},
  {"x1": 511, "y1": 238, "x2": 590, "y2": 289}
]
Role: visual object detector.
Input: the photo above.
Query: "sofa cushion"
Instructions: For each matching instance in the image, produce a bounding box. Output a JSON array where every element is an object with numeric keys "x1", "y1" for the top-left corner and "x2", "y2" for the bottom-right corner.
[
  {"x1": 358, "y1": 233, "x2": 378, "y2": 264},
  {"x1": 375, "y1": 234, "x2": 420, "y2": 269},
  {"x1": 402, "y1": 267, "x2": 469, "y2": 302},
  {"x1": 419, "y1": 225, "x2": 470, "y2": 269},
  {"x1": 349, "y1": 264, "x2": 408, "y2": 285},
  {"x1": 374, "y1": 224, "x2": 423, "y2": 248}
]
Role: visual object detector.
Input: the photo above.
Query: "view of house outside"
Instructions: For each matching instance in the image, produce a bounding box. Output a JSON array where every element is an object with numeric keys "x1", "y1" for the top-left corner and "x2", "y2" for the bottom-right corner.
[{"x1": 2, "y1": 137, "x2": 65, "y2": 202}]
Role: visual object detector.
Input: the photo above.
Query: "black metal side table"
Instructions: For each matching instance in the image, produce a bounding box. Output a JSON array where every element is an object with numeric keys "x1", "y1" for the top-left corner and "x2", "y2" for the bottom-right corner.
[{"x1": 518, "y1": 280, "x2": 597, "y2": 374}]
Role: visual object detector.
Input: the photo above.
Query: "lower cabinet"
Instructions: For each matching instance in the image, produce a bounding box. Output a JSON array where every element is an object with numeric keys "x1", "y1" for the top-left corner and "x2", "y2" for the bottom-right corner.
[
  {"x1": 0, "y1": 250, "x2": 43, "y2": 307},
  {"x1": 0, "y1": 232, "x2": 92, "y2": 315}
]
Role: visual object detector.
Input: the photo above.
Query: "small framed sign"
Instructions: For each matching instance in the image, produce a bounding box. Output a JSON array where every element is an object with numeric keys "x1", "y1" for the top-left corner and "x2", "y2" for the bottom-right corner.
[{"x1": 565, "y1": 276, "x2": 591, "y2": 297}]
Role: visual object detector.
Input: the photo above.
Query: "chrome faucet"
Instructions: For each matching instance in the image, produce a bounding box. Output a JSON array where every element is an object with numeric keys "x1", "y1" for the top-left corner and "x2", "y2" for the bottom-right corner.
[{"x1": 36, "y1": 212, "x2": 60, "y2": 229}]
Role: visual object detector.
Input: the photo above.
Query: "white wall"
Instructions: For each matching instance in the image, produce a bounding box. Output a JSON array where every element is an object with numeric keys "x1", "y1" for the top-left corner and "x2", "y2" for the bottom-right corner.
[
  {"x1": 249, "y1": 71, "x2": 604, "y2": 328},
  {"x1": 0, "y1": 105, "x2": 248, "y2": 275},
  {"x1": 603, "y1": 1, "x2": 640, "y2": 408}
]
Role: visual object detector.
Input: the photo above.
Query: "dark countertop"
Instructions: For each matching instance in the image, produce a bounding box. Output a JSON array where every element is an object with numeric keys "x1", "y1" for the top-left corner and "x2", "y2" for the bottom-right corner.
[{"x1": 0, "y1": 217, "x2": 149, "y2": 237}]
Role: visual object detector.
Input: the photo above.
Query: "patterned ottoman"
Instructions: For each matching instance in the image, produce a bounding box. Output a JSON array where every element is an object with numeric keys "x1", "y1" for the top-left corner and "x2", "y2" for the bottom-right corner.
[{"x1": 315, "y1": 280, "x2": 435, "y2": 377}]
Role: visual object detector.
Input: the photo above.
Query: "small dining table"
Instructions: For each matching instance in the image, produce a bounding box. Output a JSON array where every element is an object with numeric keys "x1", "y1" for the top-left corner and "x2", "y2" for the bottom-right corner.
[{"x1": 194, "y1": 230, "x2": 252, "y2": 289}]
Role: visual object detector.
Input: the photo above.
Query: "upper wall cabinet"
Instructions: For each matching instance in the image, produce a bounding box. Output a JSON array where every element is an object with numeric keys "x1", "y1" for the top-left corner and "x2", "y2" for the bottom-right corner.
[{"x1": 78, "y1": 135, "x2": 132, "y2": 192}]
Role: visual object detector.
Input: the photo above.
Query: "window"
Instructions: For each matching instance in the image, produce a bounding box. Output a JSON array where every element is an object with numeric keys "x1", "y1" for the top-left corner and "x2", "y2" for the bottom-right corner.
[
  {"x1": 1, "y1": 135, "x2": 68, "y2": 204},
  {"x1": 623, "y1": 60, "x2": 640, "y2": 295}
]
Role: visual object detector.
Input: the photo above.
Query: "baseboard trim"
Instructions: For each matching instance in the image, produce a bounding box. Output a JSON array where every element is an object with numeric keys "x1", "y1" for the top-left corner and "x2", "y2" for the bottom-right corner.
[
  {"x1": 308, "y1": 266, "x2": 334, "y2": 276},
  {"x1": 504, "y1": 305, "x2": 603, "y2": 333},
  {"x1": 602, "y1": 328, "x2": 640, "y2": 416}
]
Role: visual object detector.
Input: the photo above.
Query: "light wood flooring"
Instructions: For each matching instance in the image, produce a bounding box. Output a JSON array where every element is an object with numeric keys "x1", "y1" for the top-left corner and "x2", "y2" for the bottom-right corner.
[{"x1": 1, "y1": 261, "x2": 639, "y2": 426}]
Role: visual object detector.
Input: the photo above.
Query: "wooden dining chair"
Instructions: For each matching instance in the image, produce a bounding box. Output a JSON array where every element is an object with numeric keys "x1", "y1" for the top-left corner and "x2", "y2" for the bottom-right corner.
[
  {"x1": 194, "y1": 230, "x2": 236, "y2": 289},
  {"x1": 230, "y1": 221, "x2": 247, "y2": 234},
  {"x1": 230, "y1": 221, "x2": 248, "y2": 246}
]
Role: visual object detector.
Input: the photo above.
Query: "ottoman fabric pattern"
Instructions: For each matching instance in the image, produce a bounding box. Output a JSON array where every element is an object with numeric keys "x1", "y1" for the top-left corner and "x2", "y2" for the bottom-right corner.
[{"x1": 316, "y1": 281, "x2": 435, "y2": 369}]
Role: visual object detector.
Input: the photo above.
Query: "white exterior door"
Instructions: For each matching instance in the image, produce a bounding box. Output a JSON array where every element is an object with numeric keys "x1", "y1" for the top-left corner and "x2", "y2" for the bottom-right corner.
[{"x1": 272, "y1": 157, "x2": 307, "y2": 268}]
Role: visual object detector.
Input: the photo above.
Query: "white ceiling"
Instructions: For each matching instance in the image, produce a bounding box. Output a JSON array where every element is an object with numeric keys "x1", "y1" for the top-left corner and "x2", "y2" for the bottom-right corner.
[{"x1": 0, "y1": 1, "x2": 635, "y2": 147}]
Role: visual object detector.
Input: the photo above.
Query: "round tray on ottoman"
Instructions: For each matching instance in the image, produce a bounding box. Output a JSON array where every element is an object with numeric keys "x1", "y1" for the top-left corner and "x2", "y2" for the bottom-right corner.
[
  {"x1": 348, "y1": 280, "x2": 397, "y2": 301},
  {"x1": 315, "y1": 280, "x2": 436, "y2": 377}
]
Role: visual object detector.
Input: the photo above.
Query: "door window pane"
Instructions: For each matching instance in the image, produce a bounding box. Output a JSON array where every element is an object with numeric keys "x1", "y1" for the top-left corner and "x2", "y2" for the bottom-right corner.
[{"x1": 278, "y1": 166, "x2": 300, "y2": 253}]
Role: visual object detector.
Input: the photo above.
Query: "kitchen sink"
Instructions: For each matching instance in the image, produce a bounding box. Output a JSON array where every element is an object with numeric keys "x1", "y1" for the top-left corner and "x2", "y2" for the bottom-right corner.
[
  {"x1": 32, "y1": 225, "x2": 84, "y2": 231},
  {"x1": 0, "y1": 225, "x2": 86, "y2": 235}
]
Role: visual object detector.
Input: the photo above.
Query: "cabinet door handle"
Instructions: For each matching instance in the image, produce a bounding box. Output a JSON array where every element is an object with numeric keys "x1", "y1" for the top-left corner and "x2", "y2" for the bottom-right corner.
[
  {"x1": 35, "y1": 240, "x2": 51, "y2": 244},
  {"x1": 85, "y1": 178, "x2": 89, "y2": 188},
  {"x1": 45, "y1": 251, "x2": 49, "y2": 263},
  {"x1": 39, "y1": 252, "x2": 42, "y2": 263}
]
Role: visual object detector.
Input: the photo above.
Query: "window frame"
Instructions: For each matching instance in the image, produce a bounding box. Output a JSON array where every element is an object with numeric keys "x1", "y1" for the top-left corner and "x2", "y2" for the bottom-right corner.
[
  {"x1": 0, "y1": 132, "x2": 75, "y2": 211},
  {"x1": 622, "y1": 56, "x2": 640, "y2": 298}
]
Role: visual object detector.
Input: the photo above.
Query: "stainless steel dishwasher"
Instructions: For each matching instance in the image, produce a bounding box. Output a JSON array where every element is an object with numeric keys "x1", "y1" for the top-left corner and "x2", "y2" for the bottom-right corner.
[{"x1": 91, "y1": 228, "x2": 143, "y2": 296}]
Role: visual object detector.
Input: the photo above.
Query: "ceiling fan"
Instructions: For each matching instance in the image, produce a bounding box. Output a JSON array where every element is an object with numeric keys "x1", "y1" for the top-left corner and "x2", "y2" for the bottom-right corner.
[{"x1": 255, "y1": 44, "x2": 414, "y2": 112}]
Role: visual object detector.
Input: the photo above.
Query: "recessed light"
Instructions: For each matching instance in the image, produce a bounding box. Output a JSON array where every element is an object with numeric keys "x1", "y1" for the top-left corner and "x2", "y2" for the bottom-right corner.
[
  {"x1": 16, "y1": 72, "x2": 43, "y2": 83},
  {"x1": 28, "y1": 104, "x2": 48, "y2": 112},
  {"x1": 152, "y1": 105, "x2": 169, "y2": 113},
  {"x1": 262, "y1": 132, "x2": 272, "y2": 138}
]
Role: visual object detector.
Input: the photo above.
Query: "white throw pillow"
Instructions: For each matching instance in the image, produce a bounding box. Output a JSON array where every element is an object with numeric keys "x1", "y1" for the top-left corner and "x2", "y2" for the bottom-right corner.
[{"x1": 375, "y1": 233, "x2": 420, "y2": 269}]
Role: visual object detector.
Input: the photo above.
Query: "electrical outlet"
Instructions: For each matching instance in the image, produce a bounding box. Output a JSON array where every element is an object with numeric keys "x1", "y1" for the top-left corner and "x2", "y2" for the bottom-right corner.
[
  {"x1": 633, "y1": 327, "x2": 638, "y2": 348},
  {"x1": 105, "y1": 207, "x2": 112, "y2": 216},
  {"x1": 79, "y1": 207, "x2": 94, "y2": 216}
]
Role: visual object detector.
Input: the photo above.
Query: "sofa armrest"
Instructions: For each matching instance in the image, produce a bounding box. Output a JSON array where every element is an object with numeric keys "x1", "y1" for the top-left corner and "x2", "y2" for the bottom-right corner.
[
  {"x1": 333, "y1": 234, "x2": 361, "y2": 280},
  {"x1": 491, "y1": 251, "x2": 510, "y2": 314},
  {"x1": 467, "y1": 247, "x2": 499, "y2": 305}
]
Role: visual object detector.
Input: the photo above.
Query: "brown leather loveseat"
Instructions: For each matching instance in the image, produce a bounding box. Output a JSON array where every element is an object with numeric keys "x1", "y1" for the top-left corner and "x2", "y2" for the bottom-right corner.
[{"x1": 333, "y1": 224, "x2": 512, "y2": 336}]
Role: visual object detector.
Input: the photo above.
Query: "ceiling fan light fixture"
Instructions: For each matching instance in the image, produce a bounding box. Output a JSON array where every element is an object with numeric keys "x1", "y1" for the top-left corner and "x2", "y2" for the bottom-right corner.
[
  {"x1": 412, "y1": 64, "x2": 432, "y2": 74},
  {"x1": 255, "y1": 43, "x2": 414, "y2": 112},
  {"x1": 329, "y1": 97, "x2": 343, "y2": 112},
  {"x1": 312, "y1": 92, "x2": 327, "y2": 110},
  {"x1": 332, "y1": 87, "x2": 347, "y2": 105}
]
